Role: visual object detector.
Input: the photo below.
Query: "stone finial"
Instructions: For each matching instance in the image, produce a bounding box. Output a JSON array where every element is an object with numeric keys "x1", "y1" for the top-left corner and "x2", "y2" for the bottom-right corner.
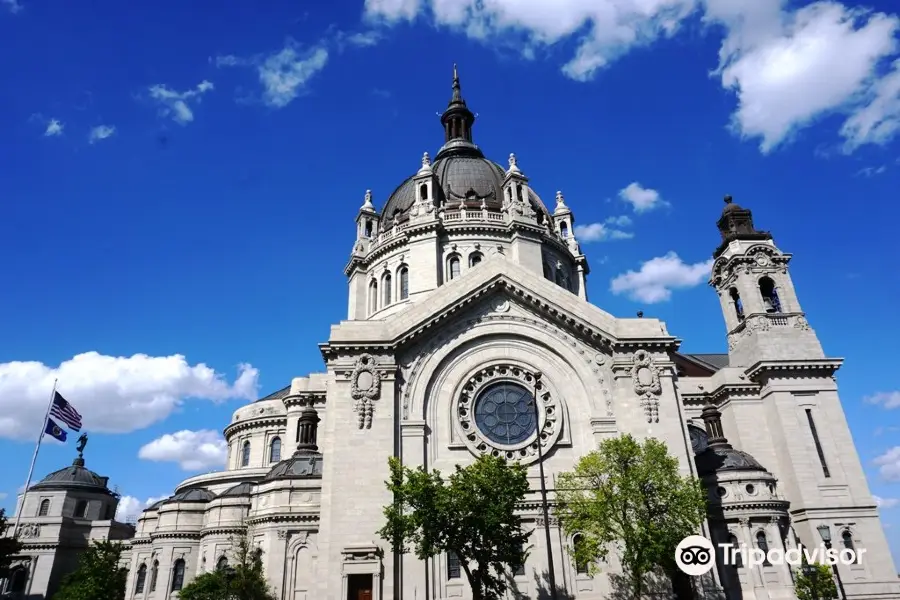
[
  {"x1": 507, "y1": 153, "x2": 521, "y2": 174},
  {"x1": 418, "y1": 151, "x2": 433, "y2": 175},
  {"x1": 361, "y1": 189, "x2": 374, "y2": 210},
  {"x1": 724, "y1": 195, "x2": 733, "y2": 204},
  {"x1": 554, "y1": 190, "x2": 570, "y2": 214}
]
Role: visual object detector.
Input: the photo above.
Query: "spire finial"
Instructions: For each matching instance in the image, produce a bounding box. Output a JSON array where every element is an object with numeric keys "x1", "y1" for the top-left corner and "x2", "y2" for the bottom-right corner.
[
  {"x1": 724, "y1": 195, "x2": 733, "y2": 204},
  {"x1": 451, "y1": 64, "x2": 462, "y2": 102},
  {"x1": 418, "y1": 151, "x2": 432, "y2": 175},
  {"x1": 556, "y1": 191, "x2": 564, "y2": 206},
  {"x1": 507, "y1": 153, "x2": 521, "y2": 174},
  {"x1": 362, "y1": 189, "x2": 374, "y2": 210}
]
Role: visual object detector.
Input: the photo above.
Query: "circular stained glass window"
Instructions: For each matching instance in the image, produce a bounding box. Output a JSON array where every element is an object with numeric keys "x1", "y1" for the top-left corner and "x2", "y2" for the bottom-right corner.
[{"x1": 473, "y1": 381, "x2": 537, "y2": 446}]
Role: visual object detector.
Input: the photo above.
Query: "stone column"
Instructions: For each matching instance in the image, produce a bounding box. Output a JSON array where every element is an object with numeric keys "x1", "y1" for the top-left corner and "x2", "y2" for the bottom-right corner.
[
  {"x1": 738, "y1": 518, "x2": 766, "y2": 591},
  {"x1": 770, "y1": 517, "x2": 793, "y2": 586},
  {"x1": 400, "y1": 421, "x2": 428, "y2": 600}
]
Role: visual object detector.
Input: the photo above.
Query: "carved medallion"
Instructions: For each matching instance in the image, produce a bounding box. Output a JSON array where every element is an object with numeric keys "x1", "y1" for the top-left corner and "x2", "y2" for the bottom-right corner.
[
  {"x1": 631, "y1": 350, "x2": 661, "y2": 423},
  {"x1": 19, "y1": 523, "x2": 40, "y2": 538},
  {"x1": 350, "y1": 354, "x2": 381, "y2": 429}
]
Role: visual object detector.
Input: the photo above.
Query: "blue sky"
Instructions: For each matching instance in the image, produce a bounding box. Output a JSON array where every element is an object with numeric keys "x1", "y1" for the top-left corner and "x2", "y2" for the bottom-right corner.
[{"x1": 2, "y1": 0, "x2": 899, "y2": 566}]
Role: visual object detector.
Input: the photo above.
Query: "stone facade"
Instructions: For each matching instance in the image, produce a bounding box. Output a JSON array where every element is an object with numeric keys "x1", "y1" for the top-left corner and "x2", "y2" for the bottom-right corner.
[{"x1": 5, "y1": 72, "x2": 898, "y2": 600}]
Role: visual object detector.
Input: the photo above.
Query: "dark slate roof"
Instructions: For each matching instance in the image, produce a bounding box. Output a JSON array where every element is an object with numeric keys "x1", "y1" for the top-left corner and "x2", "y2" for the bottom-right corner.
[
  {"x1": 30, "y1": 458, "x2": 113, "y2": 494},
  {"x1": 264, "y1": 451, "x2": 324, "y2": 481},
  {"x1": 218, "y1": 482, "x2": 255, "y2": 498},
  {"x1": 162, "y1": 488, "x2": 216, "y2": 504},
  {"x1": 143, "y1": 498, "x2": 170, "y2": 512},
  {"x1": 695, "y1": 446, "x2": 767, "y2": 477},
  {"x1": 255, "y1": 385, "x2": 291, "y2": 404},
  {"x1": 684, "y1": 353, "x2": 730, "y2": 371},
  {"x1": 379, "y1": 145, "x2": 550, "y2": 229}
]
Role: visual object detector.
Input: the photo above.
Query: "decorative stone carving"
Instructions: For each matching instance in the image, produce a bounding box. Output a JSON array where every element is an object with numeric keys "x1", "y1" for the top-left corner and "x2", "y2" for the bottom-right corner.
[
  {"x1": 350, "y1": 354, "x2": 382, "y2": 429},
  {"x1": 631, "y1": 350, "x2": 661, "y2": 423},
  {"x1": 689, "y1": 424, "x2": 709, "y2": 454},
  {"x1": 400, "y1": 310, "x2": 613, "y2": 419},
  {"x1": 535, "y1": 516, "x2": 559, "y2": 528},
  {"x1": 277, "y1": 529, "x2": 288, "y2": 540},
  {"x1": 492, "y1": 297, "x2": 510, "y2": 313},
  {"x1": 19, "y1": 523, "x2": 40, "y2": 538},
  {"x1": 456, "y1": 365, "x2": 562, "y2": 464},
  {"x1": 793, "y1": 315, "x2": 810, "y2": 330}
]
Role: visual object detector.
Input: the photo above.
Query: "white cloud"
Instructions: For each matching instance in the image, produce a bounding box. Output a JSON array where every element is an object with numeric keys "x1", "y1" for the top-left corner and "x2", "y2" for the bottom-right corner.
[
  {"x1": 44, "y1": 119, "x2": 63, "y2": 137},
  {"x1": 706, "y1": 1, "x2": 900, "y2": 153},
  {"x1": 0, "y1": 492, "x2": 7, "y2": 500},
  {"x1": 258, "y1": 43, "x2": 329, "y2": 108},
  {"x1": 0, "y1": 352, "x2": 259, "y2": 441},
  {"x1": 88, "y1": 125, "x2": 115, "y2": 144},
  {"x1": 115, "y1": 494, "x2": 168, "y2": 522},
  {"x1": 2, "y1": 0, "x2": 22, "y2": 14},
  {"x1": 138, "y1": 429, "x2": 228, "y2": 471},
  {"x1": 335, "y1": 29, "x2": 382, "y2": 49},
  {"x1": 856, "y1": 165, "x2": 887, "y2": 177},
  {"x1": 841, "y1": 58, "x2": 900, "y2": 151},
  {"x1": 610, "y1": 252, "x2": 714, "y2": 303},
  {"x1": 874, "y1": 495, "x2": 899, "y2": 509},
  {"x1": 574, "y1": 215, "x2": 635, "y2": 243},
  {"x1": 148, "y1": 80, "x2": 214, "y2": 125},
  {"x1": 364, "y1": 0, "x2": 697, "y2": 81},
  {"x1": 619, "y1": 182, "x2": 667, "y2": 212},
  {"x1": 874, "y1": 446, "x2": 900, "y2": 482},
  {"x1": 866, "y1": 391, "x2": 900, "y2": 409}
]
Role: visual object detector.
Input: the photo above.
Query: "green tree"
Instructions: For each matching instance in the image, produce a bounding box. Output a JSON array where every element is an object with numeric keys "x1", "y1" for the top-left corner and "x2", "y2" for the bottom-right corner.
[
  {"x1": 794, "y1": 561, "x2": 838, "y2": 600},
  {"x1": 51, "y1": 540, "x2": 127, "y2": 600},
  {"x1": 556, "y1": 434, "x2": 707, "y2": 600},
  {"x1": 178, "y1": 527, "x2": 276, "y2": 600},
  {"x1": 0, "y1": 509, "x2": 24, "y2": 578},
  {"x1": 379, "y1": 455, "x2": 531, "y2": 600}
]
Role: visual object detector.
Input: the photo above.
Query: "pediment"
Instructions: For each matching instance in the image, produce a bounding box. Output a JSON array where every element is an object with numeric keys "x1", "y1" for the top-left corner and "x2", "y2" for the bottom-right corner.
[{"x1": 322, "y1": 256, "x2": 678, "y2": 358}]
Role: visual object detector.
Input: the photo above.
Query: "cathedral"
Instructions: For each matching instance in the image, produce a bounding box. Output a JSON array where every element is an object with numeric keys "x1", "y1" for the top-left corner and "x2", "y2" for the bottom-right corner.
[{"x1": 5, "y1": 69, "x2": 899, "y2": 600}]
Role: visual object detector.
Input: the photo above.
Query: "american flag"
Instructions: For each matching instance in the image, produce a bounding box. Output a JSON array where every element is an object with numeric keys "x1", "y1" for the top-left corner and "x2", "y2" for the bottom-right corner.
[{"x1": 50, "y1": 391, "x2": 82, "y2": 432}]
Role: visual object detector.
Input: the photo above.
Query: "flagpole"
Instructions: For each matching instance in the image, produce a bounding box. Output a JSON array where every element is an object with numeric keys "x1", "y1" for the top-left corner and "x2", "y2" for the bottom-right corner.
[{"x1": 13, "y1": 379, "x2": 58, "y2": 537}]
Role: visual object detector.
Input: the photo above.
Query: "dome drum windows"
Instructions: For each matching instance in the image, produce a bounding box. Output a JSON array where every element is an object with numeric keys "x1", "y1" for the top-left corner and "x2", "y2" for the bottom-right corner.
[
  {"x1": 241, "y1": 441, "x2": 251, "y2": 467},
  {"x1": 468, "y1": 252, "x2": 482, "y2": 267},
  {"x1": 270, "y1": 437, "x2": 282, "y2": 463},
  {"x1": 398, "y1": 266, "x2": 409, "y2": 300},
  {"x1": 38, "y1": 499, "x2": 50, "y2": 516},
  {"x1": 455, "y1": 365, "x2": 562, "y2": 464},
  {"x1": 382, "y1": 272, "x2": 393, "y2": 307},
  {"x1": 368, "y1": 280, "x2": 378, "y2": 315},
  {"x1": 447, "y1": 254, "x2": 461, "y2": 281}
]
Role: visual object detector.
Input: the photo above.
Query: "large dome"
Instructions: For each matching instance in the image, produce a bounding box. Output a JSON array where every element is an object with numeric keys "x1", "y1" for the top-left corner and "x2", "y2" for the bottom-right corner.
[{"x1": 380, "y1": 143, "x2": 549, "y2": 228}]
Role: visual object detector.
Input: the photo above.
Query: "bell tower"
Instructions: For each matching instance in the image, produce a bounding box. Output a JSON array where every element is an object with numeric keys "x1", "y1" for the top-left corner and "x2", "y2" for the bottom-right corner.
[{"x1": 708, "y1": 195, "x2": 824, "y2": 368}]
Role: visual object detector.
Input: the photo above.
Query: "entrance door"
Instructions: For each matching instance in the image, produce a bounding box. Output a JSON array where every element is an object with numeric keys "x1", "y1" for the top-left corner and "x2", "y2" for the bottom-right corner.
[{"x1": 347, "y1": 574, "x2": 373, "y2": 600}]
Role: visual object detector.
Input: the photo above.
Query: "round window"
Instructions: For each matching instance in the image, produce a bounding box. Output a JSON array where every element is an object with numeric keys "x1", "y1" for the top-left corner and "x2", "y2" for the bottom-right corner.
[{"x1": 473, "y1": 381, "x2": 537, "y2": 446}]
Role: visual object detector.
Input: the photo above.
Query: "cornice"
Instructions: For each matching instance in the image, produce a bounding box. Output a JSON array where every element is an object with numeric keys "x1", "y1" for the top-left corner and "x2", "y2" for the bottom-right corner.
[
  {"x1": 223, "y1": 416, "x2": 287, "y2": 438},
  {"x1": 200, "y1": 526, "x2": 247, "y2": 538},
  {"x1": 245, "y1": 513, "x2": 319, "y2": 526},
  {"x1": 151, "y1": 531, "x2": 201, "y2": 541},
  {"x1": 745, "y1": 359, "x2": 844, "y2": 381},
  {"x1": 283, "y1": 392, "x2": 327, "y2": 409}
]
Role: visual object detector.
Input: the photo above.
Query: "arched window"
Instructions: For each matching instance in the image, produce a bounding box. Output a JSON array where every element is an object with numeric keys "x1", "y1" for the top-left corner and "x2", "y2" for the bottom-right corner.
[
  {"x1": 398, "y1": 266, "x2": 409, "y2": 300},
  {"x1": 759, "y1": 276, "x2": 781, "y2": 313},
  {"x1": 368, "y1": 280, "x2": 378, "y2": 314},
  {"x1": 448, "y1": 255, "x2": 461, "y2": 280},
  {"x1": 363, "y1": 220, "x2": 372, "y2": 238},
  {"x1": 572, "y1": 534, "x2": 589, "y2": 574},
  {"x1": 515, "y1": 183, "x2": 523, "y2": 202},
  {"x1": 560, "y1": 222, "x2": 569, "y2": 238},
  {"x1": 755, "y1": 531, "x2": 770, "y2": 565},
  {"x1": 419, "y1": 183, "x2": 428, "y2": 200},
  {"x1": 269, "y1": 437, "x2": 282, "y2": 463},
  {"x1": 383, "y1": 273, "x2": 393, "y2": 306},
  {"x1": 75, "y1": 500, "x2": 88, "y2": 518},
  {"x1": 543, "y1": 262, "x2": 552, "y2": 281},
  {"x1": 728, "y1": 533, "x2": 743, "y2": 568},
  {"x1": 149, "y1": 560, "x2": 159, "y2": 592},
  {"x1": 842, "y1": 530, "x2": 855, "y2": 551},
  {"x1": 38, "y1": 499, "x2": 50, "y2": 516},
  {"x1": 447, "y1": 551, "x2": 461, "y2": 579},
  {"x1": 216, "y1": 556, "x2": 229, "y2": 571},
  {"x1": 135, "y1": 564, "x2": 147, "y2": 593},
  {"x1": 241, "y1": 441, "x2": 251, "y2": 467},
  {"x1": 469, "y1": 252, "x2": 482, "y2": 267},
  {"x1": 505, "y1": 187, "x2": 511, "y2": 202},
  {"x1": 9, "y1": 565, "x2": 28, "y2": 593},
  {"x1": 729, "y1": 288, "x2": 745, "y2": 322},
  {"x1": 513, "y1": 542, "x2": 526, "y2": 576},
  {"x1": 171, "y1": 559, "x2": 186, "y2": 591},
  {"x1": 254, "y1": 548, "x2": 264, "y2": 565}
]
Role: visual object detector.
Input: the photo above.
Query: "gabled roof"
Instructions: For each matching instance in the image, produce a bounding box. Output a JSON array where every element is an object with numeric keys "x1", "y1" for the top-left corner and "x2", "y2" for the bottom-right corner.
[
  {"x1": 323, "y1": 255, "x2": 677, "y2": 357},
  {"x1": 674, "y1": 353, "x2": 729, "y2": 376}
]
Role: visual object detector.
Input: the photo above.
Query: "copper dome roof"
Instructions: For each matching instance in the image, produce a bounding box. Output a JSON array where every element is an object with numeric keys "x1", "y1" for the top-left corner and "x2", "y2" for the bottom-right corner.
[{"x1": 30, "y1": 457, "x2": 113, "y2": 494}]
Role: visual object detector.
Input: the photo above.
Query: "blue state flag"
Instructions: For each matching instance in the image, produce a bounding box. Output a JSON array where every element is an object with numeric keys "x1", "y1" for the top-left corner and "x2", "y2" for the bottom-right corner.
[{"x1": 44, "y1": 418, "x2": 68, "y2": 442}]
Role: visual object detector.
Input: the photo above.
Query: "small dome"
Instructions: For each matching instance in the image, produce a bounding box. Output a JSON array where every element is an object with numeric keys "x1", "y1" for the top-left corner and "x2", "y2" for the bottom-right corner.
[
  {"x1": 721, "y1": 195, "x2": 745, "y2": 214},
  {"x1": 30, "y1": 458, "x2": 111, "y2": 493},
  {"x1": 218, "y1": 482, "x2": 255, "y2": 498},
  {"x1": 163, "y1": 488, "x2": 216, "y2": 504},
  {"x1": 696, "y1": 446, "x2": 767, "y2": 476},
  {"x1": 255, "y1": 385, "x2": 291, "y2": 404},
  {"x1": 264, "y1": 452, "x2": 324, "y2": 481}
]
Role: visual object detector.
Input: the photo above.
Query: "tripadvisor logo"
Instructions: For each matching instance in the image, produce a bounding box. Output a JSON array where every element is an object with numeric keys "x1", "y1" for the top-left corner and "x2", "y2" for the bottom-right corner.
[{"x1": 675, "y1": 535, "x2": 865, "y2": 576}]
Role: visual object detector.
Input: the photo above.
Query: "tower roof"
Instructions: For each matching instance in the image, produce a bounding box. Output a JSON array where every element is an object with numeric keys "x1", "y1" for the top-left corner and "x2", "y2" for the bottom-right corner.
[
  {"x1": 30, "y1": 456, "x2": 114, "y2": 494},
  {"x1": 714, "y1": 195, "x2": 772, "y2": 257}
]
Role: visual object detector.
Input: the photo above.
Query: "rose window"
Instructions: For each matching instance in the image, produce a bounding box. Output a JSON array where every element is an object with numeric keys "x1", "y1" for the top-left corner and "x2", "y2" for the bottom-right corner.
[{"x1": 473, "y1": 382, "x2": 536, "y2": 445}]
